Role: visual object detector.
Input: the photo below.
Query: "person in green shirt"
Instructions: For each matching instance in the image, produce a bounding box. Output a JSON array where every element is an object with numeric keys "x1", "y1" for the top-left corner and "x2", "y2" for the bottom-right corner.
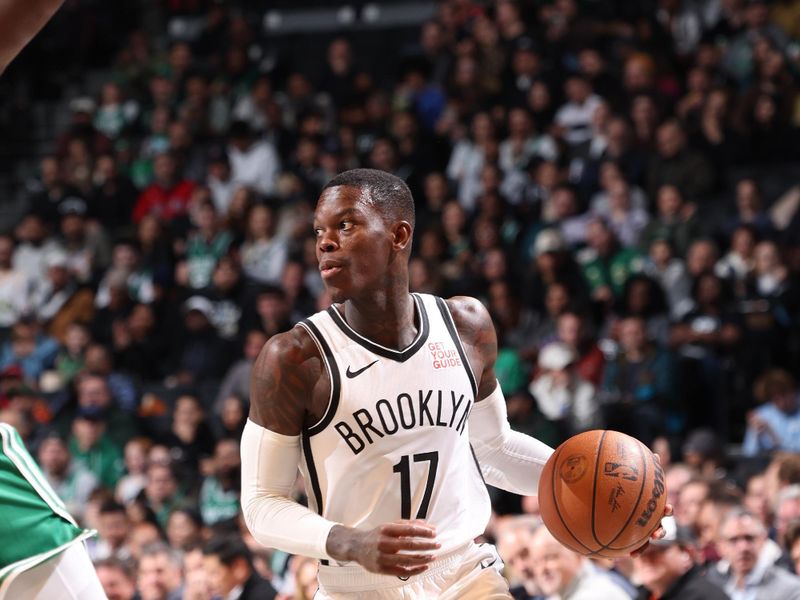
[
  {"x1": 581, "y1": 218, "x2": 645, "y2": 302},
  {"x1": 200, "y1": 438, "x2": 240, "y2": 526},
  {"x1": 68, "y1": 407, "x2": 124, "y2": 489}
]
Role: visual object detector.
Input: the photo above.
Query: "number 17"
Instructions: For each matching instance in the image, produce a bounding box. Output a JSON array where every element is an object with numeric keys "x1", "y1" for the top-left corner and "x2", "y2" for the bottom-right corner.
[{"x1": 392, "y1": 451, "x2": 439, "y2": 519}]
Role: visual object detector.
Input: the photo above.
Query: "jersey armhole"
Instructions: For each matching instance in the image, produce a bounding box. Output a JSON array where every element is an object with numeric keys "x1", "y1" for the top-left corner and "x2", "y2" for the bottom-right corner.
[
  {"x1": 433, "y1": 297, "x2": 479, "y2": 399},
  {"x1": 297, "y1": 320, "x2": 341, "y2": 436}
]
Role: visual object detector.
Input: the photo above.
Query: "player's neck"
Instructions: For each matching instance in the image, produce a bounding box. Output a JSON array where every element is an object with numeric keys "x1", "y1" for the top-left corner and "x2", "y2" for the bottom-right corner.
[{"x1": 342, "y1": 290, "x2": 418, "y2": 351}]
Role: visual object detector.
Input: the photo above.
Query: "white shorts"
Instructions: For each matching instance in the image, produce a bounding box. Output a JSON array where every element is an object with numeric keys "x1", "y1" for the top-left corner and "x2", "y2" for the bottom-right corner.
[
  {"x1": 2, "y1": 543, "x2": 108, "y2": 600},
  {"x1": 315, "y1": 543, "x2": 512, "y2": 600}
]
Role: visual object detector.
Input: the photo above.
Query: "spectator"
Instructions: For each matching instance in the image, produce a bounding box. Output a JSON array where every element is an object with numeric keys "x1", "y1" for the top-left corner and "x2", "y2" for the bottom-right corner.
[
  {"x1": 239, "y1": 203, "x2": 288, "y2": 286},
  {"x1": 0, "y1": 234, "x2": 33, "y2": 333},
  {"x1": 786, "y1": 520, "x2": 800, "y2": 576},
  {"x1": 581, "y1": 218, "x2": 645, "y2": 303},
  {"x1": 214, "y1": 329, "x2": 266, "y2": 415},
  {"x1": 202, "y1": 535, "x2": 277, "y2": 600},
  {"x1": 89, "y1": 500, "x2": 132, "y2": 561},
  {"x1": 529, "y1": 342, "x2": 599, "y2": 436},
  {"x1": 554, "y1": 75, "x2": 604, "y2": 148},
  {"x1": 160, "y1": 393, "x2": 215, "y2": 486},
  {"x1": 165, "y1": 507, "x2": 203, "y2": 551},
  {"x1": 529, "y1": 524, "x2": 630, "y2": 600},
  {"x1": 167, "y1": 296, "x2": 228, "y2": 386},
  {"x1": 554, "y1": 310, "x2": 605, "y2": 387},
  {"x1": 633, "y1": 516, "x2": 728, "y2": 600},
  {"x1": 116, "y1": 437, "x2": 151, "y2": 504},
  {"x1": 640, "y1": 185, "x2": 702, "y2": 257},
  {"x1": 0, "y1": 319, "x2": 59, "y2": 382},
  {"x1": 709, "y1": 508, "x2": 800, "y2": 599},
  {"x1": 647, "y1": 120, "x2": 715, "y2": 202},
  {"x1": 95, "y1": 558, "x2": 137, "y2": 600},
  {"x1": 38, "y1": 431, "x2": 99, "y2": 521},
  {"x1": 601, "y1": 316, "x2": 678, "y2": 445},
  {"x1": 643, "y1": 238, "x2": 693, "y2": 320},
  {"x1": 226, "y1": 121, "x2": 280, "y2": 197},
  {"x1": 743, "y1": 369, "x2": 800, "y2": 456},
  {"x1": 184, "y1": 200, "x2": 233, "y2": 290},
  {"x1": 776, "y1": 486, "x2": 800, "y2": 557},
  {"x1": 137, "y1": 463, "x2": 185, "y2": 530},
  {"x1": 132, "y1": 152, "x2": 196, "y2": 224},
  {"x1": 68, "y1": 406, "x2": 124, "y2": 489},
  {"x1": 137, "y1": 542, "x2": 184, "y2": 600}
]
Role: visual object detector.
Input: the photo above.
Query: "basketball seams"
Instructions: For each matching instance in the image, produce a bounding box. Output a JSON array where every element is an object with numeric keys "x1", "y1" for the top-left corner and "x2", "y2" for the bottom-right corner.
[
  {"x1": 548, "y1": 444, "x2": 596, "y2": 555},
  {"x1": 603, "y1": 438, "x2": 649, "y2": 551},
  {"x1": 589, "y1": 430, "x2": 607, "y2": 548}
]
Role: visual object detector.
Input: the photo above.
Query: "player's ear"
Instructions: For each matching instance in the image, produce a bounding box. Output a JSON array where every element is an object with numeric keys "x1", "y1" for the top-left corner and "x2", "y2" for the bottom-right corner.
[{"x1": 391, "y1": 221, "x2": 413, "y2": 251}]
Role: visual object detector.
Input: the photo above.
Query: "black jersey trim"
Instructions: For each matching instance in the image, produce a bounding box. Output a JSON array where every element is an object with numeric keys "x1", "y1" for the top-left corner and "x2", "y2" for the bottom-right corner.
[
  {"x1": 301, "y1": 430, "x2": 329, "y2": 566},
  {"x1": 434, "y1": 297, "x2": 479, "y2": 398},
  {"x1": 298, "y1": 320, "x2": 341, "y2": 436},
  {"x1": 326, "y1": 293, "x2": 429, "y2": 362}
]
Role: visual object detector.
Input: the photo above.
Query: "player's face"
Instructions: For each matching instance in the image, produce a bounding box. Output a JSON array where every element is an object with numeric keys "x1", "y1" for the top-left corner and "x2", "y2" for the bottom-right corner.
[{"x1": 314, "y1": 185, "x2": 396, "y2": 303}]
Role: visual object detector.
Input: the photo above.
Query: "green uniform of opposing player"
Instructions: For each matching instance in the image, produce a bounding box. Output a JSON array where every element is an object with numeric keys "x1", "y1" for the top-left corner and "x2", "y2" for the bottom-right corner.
[{"x1": 0, "y1": 424, "x2": 104, "y2": 599}]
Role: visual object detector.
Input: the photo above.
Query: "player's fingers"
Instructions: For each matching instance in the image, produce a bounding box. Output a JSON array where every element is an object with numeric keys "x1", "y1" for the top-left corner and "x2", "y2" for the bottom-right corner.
[
  {"x1": 379, "y1": 536, "x2": 441, "y2": 553},
  {"x1": 382, "y1": 522, "x2": 437, "y2": 538},
  {"x1": 650, "y1": 525, "x2": 666, "y2": 540},
  {"x1": 664, "y1": 503, "x2": 674, "y2": 517}
]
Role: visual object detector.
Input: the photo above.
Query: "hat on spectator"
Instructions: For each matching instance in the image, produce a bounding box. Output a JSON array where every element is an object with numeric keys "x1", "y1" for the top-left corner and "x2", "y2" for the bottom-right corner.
[
  {"x1": 183, "y1": 295, "x2": 215, "y2": 320},
  {"x1": 58, "y1": 196, "x2": 88, "y2": 217},
  {"x1": 538, "y1": 342, "x2": 574, "y2": 371},
  {"x1": 69, "y1": 96, "x2": 96, "y2": 115},
  {"x1": 647, "y1": 516, "x2": 696, "y2": 548},
  {"x1": 44, "y1": 250, "x2": 69, "y2": 269},
  {"x1": 534, "y1": 229, "x2": 566, "y2": 257}
]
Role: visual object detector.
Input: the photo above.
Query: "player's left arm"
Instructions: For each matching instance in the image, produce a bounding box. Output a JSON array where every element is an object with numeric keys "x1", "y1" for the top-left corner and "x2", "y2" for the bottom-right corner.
[
  {"x1": 0, "y1": 0, "x2": 64, "y2": 74},
  {"x1": 447, "y1": 295, "x2": 554, "y2": 496},
  {"x1": 447, "y1": 295, "x2": 672, "y2": 548}
]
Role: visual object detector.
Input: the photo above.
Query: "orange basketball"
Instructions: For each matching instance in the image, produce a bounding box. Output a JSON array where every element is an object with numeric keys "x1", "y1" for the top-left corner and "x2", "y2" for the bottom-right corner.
[{"x1": 537, "y1": 430, "x2": 667, "y2": 558}]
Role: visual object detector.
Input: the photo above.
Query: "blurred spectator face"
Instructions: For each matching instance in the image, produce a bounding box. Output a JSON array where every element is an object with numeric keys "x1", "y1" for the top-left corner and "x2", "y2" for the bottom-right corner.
[
  {"x1": 124, "y1": 439, "x2": 149, "y2": 475},
  {"x1": 327, "y1": 38, "x2": 352, "y2": 73},
  {"x1": 166, "y1": 510, "x2": 200, "y2": 549},
  {"x1": 529, "y1": 526, "x2": 583, "y2": 595},
  {"x1": 246, "y1": 205, "x2": 273, "y2": 240},
  {"x1": 649, "y1": 239, "x2": 673, "y2": 268},
  {"x1": 214, "y1": 438, "x2": 240, "y2": 479},
  {"x1": 731, "y1": 227, "x2": 756, "y2": 259},
  {"x1": 471, "y1": 112, "x2": 494, "y2": 143},
  {"x1": 184, "y1": 548, "x2": 212, "y2": 600},
  {"x1": 544, "y1": 283, "x2": 570, "y2": 318},
  {"x1": 550, "y1": 187, "x2": 577, "y2": 219},
  {"x1": 586, "y1": 219, "x2": 613, "y2": 254},
  {"x1": 695, "y1": 273, "x2": 723, "y2": 307},
  {"x1": 482, "y1": 248, "x2": 507, "y2": 282},
  {"x1": 78, "y1": 375, "x2": 112, "y2": 409},
  {"x1": 146, "y1": 465, "x2": 177, "y2": 504},
  {"x1": 153, "y1": 154, "x2": 176, "y2": 186},
  {"x1": 527, "y1": 81, "x2": 551, "y2": 113},
  {"x1": 619, "y1": 317, "x2": 647, "y2": 354},
  {"x1": 665, "y1": 465, "x2": 693, "y2": 509},
  {"x1": 61, "y1": 214, "x2": 86, "y2": 241},
  {"x1": 174, "y1": 395, "x2": 203, "y2": 429},
  {"x1": 624, "y1": 54, "x2": 655, "y2": 91},
  {"x1": 557, "y1": 313, "x2": 581, "y2": 348},
  {"x1": 11, "y1": 323, "x2": 36, "y2": 357},
  {"x1": 420, "y1": 20, "x2": 444, "y2": 54},
  {"x1": 608, "y1": 180, "x2": 631, "y2": 212},
  {"x1": 631, "y1": 96, "x2": 658, "y2": 130},
  {"x1": 676, "y1": 481, "x2": 710, "y2": 528},
  {"x1": 754, "y1": 241, "x2": 781, "y2": 275},
  {"x1": 657, "y1": 185, "x2": 683, "y2": 219},
  {"x1": 40, "y1": 156, "x2": 61, "y2": 187},
  {"x1": 744, "y1": 475, "x2": 771, "y2": 526},
  {"x1": 38, "y1": 436, "x2": 69, "y2": 476},
  {"x1": 656, "y1": 122, "x2": 685, "y2": 158},
  {"x1": 138, "y1": 549, "x2": 183, "y2": 600},
  {"x1": 221, "y1": 396, "x2": 246, "y2": 432},
  {"x1": 73, "y1": 417, "x2": 105, "y2": 449},
  {"x1": 579, "y1": 48, "x2": 603, "y2": 77},
  {"x1": 626, "y1": 280, "x2": 654, "y2": 315},
  {"x1": 719, "y1": 514, "x2": 766, "y2": 580},
  {"x1": 776, "y1": 491, "x2": 800, "y2": 544},
  {"x1": 169, "y1": 42, "x2": 192, "y2": 73},
  {"x1": 99, "y1": 508, "x2": 129, "y2": 549},
  {"x1": 634, "y1": 543, "x2": 693, "y2": 595},
  {"x1": 85, "y1": 344, "x2": 113, "y2": 374},
  {"x1": 442, "y1": 201, "x2": 466, "y2": 235},
  {"x1": 736, "y1": 179, "x2": 761, "y2": 215},
  {"x1": 204, "y1": 553, "x2": 249, "y2": 599},
  {"x1": 686, "y1": 241, "x2": 718, "y2": 277},
  {"x1": 423, "y1": 172, "x2": 448, "y2": 209},
  {"x1": 496, "y1": 523, "x2": 535, "y2": 589},
  {"x1": 128, "y1": 304, "x2": 155, "y2": 339},
  {"x1": 697, "y1": 500, "x2": 725, "y2": 549},
  {"x1": 15, "y1": 214, "x2": 46, "y2": 243},
  {"x1": 564, "y1": 77, "x2": 590, "y2": 104},
  {"x1": 369, "y1": 139, "x2": 397, "y2": 172},
  {"x1": 112, "y1": 243, "x2": 138, "y2": 271},
  {"x1": 96, "y1": 563, "x2": 136, "y2": 600},
  {"x1": 64, "y1": 323, "x2": 90, "y2": 355},
  {"x1": 128, "y1": 522, "x2": 161, "y2": 558},
  {"x1": 256, "y1": 291, "x2": 288, "y2": 323},
  {"x1": 508, "y1": 108, "x2": 532, "y2": 138},
  {"x1": 194, "y1": 201, "x2": 217, "y2": 233}
]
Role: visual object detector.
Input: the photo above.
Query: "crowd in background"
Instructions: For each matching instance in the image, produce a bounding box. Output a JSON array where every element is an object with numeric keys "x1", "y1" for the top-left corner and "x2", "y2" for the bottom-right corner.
[{"x1": 3, "y1": 0, "x2": 800, "y2": 597}]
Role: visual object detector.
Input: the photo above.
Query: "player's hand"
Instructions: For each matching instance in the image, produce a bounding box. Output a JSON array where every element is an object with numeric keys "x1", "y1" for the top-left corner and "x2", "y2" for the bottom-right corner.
[
  {"x1": 630, "y1": 504, "x2": 674, "y2": 557},
  {"x1": 328, "y1": 520, "x2": 440, "y2": 577}
]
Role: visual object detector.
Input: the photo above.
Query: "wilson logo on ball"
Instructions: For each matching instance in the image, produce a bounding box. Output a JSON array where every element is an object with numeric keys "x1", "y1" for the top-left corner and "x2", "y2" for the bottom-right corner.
[{"x1": 636, "y1": 464, "x2": 666, "y2": 527}]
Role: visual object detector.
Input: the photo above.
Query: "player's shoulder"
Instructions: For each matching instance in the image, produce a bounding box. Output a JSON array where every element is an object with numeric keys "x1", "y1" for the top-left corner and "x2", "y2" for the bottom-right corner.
[
  {"x1": 255, "y1": 324, "x2": 322, "y2": 372},
  {"x1": 443, "y1": 295, "x2": 493, "y2": 340}
]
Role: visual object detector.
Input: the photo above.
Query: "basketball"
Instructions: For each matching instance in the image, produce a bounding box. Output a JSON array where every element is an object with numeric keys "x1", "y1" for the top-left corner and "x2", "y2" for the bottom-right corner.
[{"x1": 537, "y1": 430, "x2": 667, "y2": 558}]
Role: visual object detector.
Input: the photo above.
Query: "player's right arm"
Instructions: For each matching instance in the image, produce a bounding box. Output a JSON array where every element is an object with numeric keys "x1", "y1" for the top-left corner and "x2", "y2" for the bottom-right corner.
[{"x1": 243, "y1": 327, "x2": 439, "y2": 576}]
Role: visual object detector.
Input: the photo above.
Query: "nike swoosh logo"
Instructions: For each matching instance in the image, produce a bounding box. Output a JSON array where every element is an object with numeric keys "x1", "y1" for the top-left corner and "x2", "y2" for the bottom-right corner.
[{"x1": 345, "y1": 360, "x2": 378, "y2": 378}]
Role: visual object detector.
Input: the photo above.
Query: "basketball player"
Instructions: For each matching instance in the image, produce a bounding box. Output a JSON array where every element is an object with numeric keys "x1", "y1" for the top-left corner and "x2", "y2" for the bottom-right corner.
[
  {"x1": 0, "y1": 423, "x2": 107, "y2": 599},
  {"x1": 241, "y1": 169, "x2": 667, "y2": 598}
]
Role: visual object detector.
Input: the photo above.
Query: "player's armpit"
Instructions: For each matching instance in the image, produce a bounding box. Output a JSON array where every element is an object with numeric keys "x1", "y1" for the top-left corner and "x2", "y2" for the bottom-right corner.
[{"x1": 249, "y1": 327, "x2": 324, "y2": 436}]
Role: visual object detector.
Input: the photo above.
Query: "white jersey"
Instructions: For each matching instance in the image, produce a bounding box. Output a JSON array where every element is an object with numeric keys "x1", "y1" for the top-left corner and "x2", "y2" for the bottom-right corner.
[{"x1": 297, "y1": 293, "x2": 491, "y2": 563}]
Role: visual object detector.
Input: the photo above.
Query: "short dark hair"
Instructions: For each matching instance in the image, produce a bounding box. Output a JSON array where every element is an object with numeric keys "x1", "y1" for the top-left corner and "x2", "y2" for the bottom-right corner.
[
  {"x1": 203, "y1": 535, "x2": 253, "y2": 568},
  {"x1": 322, "y1": 168, "x2": 415, "y2": 227},
  {"x1": 99, "y1": 500, "x2": 127, "y2": 516},
  {"x1": 94, "y1": 557, "x2": 134, "y2": 581}
]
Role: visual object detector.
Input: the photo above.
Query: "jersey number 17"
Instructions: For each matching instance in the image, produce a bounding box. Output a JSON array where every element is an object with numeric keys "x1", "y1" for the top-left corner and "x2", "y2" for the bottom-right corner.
[{"x1": 392, "y1": 451, "x2": 439, "y2": 519}]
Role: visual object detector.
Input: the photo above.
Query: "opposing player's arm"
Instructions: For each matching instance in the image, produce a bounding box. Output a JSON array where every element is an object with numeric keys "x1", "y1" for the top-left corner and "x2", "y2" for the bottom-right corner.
[
  {"x1": 447, "y1": 295, "x2": 554, "y2": 496},
  {"x1": 243, "y1": 327, "x2": 439, "y2": 574},
  {"x1": 0, "y1": 0, "x2": 64, "y2": 74}
]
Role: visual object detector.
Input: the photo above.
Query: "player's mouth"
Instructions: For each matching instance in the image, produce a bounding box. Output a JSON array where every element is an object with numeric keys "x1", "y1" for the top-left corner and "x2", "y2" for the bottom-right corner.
[{"x1": 319, "y1": 259, "x2": 344, "y2": 279}]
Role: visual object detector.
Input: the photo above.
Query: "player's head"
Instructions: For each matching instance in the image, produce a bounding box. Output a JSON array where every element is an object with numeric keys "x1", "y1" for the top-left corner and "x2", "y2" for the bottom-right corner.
[{"x1": 315, "y1": 168, "x2": 415, "y2": 302}]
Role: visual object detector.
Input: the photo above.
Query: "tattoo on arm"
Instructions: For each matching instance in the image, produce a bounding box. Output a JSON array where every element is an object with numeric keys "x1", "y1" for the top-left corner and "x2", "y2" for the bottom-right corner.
[
  {"x1": 446, "y1": 296, "x2": 499, "y2": 401},
  {"x1": 249, "y1": 329, "x2": 322, "y2": 436}
]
